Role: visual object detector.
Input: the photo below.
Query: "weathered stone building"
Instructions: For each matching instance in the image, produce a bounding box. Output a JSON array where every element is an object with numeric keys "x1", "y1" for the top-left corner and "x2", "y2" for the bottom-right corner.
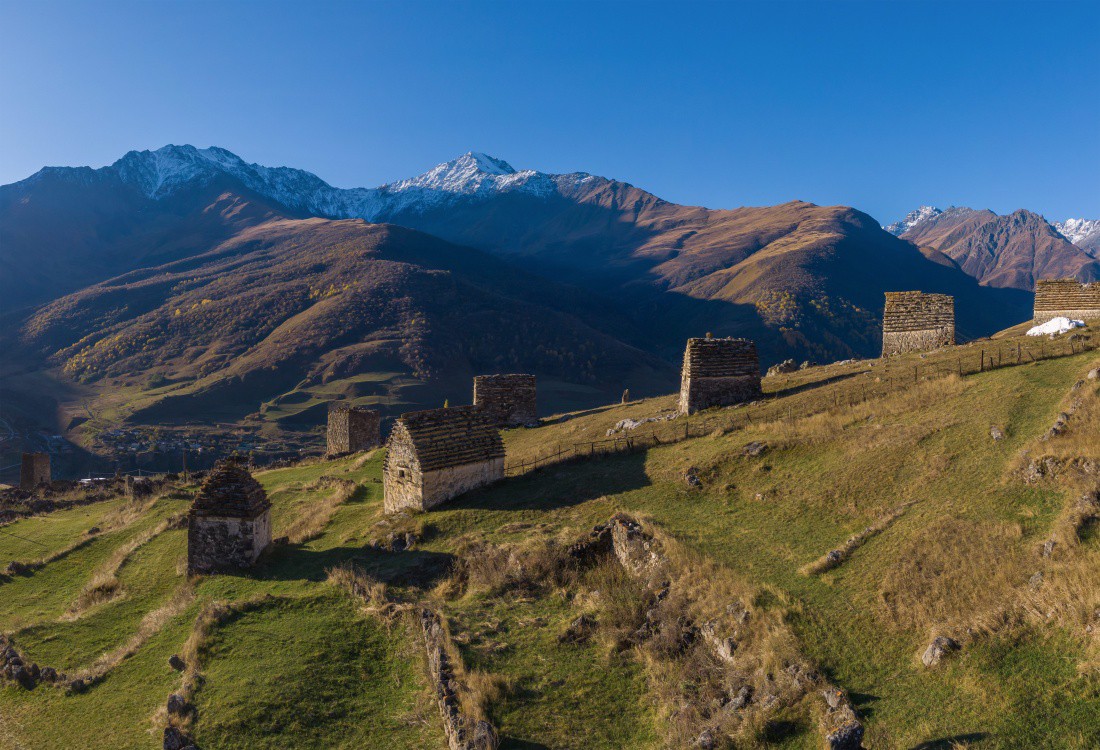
[
  {"x1": 326, "y1": 403, "x2": 381, "y2": 456},
  {"x1": 384, "y1": 406, "x2": 505, "y2": 513},
  {"x1": 187, "y1": 458, "x2": 272, "y2": 575},
  {"x1": 1033, "y1": 279, "x2": 1100, "y2": 323},
  {"x1": 678, "y1": 337, "x2": 762, "y2": 415},
  {"x1": 472, "y1": 374, "x2": 537, "y2": 427},
  {"x1": 881, "y1": 291, "x2": 955, "y2": 356},
  {"x1": 19, "y1": 453, "x2": 50, "y2": 491}
]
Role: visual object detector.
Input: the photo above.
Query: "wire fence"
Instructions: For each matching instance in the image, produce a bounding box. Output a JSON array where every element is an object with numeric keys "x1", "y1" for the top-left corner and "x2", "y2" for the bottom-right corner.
[{"x1": 504, "y1": 333, "x2": 1099, "y2": 478}]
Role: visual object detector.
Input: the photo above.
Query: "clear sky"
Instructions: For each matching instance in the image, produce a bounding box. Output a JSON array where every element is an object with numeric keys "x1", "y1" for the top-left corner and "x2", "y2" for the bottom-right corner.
[{"x1": 1, "y1": 0, "x2": 1096, "y2": 224}]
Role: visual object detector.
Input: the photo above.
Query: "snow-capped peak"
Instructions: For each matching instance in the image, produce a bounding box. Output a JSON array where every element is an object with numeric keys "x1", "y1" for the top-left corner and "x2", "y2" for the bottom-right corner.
[
  {"x1": 883, "y1": 205, "x2": 942, "y2": 236},
  {"x1": 1054, "y1": 218, "x2": 1099, "y2": 246},
  {"x1": 16, "y1": 145, "x2": 602, "y2": 223}
]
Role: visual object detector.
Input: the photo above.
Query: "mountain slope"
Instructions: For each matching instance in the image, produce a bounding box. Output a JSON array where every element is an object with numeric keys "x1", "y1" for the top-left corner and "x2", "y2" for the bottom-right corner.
[
  {"x1": 889, "y1": 206, "x2": 1100, "y2": 289},
  {"x1": 13, "y1": 218, "x2": 671, "y2": 431}
]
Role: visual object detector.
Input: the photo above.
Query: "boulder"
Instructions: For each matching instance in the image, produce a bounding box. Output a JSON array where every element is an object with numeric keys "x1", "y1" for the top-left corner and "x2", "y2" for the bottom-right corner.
[
  {"x1": 742, "y1": 441, "x2": 768, "y2": 457},
  {"x1": 1087, "y1": 368, "x2": 1099, "y2": 380},
  {"x1": 163, "y1": 726, "x2": 191, "y2": 750},
  {"x1": 990, "y1": 427, "x2": 1004, "y2": 441},
  {"x1": 167, "y1": 693, "x2": 188, "y2": 716},
  {"x1": 168, "y1": 654, "x2": 186, "y2": 671},
  {"x1": 921, "y1": 635, "x2": 959, "y2": 667},
  {"x1": 767, "y1": 359, "x2": 799, "y2": 376}
]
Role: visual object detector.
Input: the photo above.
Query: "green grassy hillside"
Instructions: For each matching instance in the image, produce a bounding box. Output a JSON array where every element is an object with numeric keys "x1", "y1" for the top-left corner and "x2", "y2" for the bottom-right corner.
[{"x1": 2, "y1": 334, "x2": 1098, "y2": 749}]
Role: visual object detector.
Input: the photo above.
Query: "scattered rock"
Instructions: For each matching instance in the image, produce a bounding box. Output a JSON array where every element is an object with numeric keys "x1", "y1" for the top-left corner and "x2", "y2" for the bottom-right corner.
[
  {"x1": 559, "y1": 614, "x2": 597, "y2": 644},
  {"x1": 726, "y1": 684, "x2": 752, "y2": 711},
  {"x1": 1087, "y1": 368, "x2": 1099, "y2": 380},
  {"x1": 1041, "y1": 539, "x2": 1056, "y2": 558},
  {"x1": 167, "y1": 693, "x2": 188, "y2": 716},
  {"x1": 742, "y1": 441, "x2": 768, "y2": 457},
  {"x1": 921, "y1": 635, "x2": 959, "y2": 667},
  {"x1": 824, "y1": 717, "x2": 864, "y2": 750},
  {"x1": 767, "y1": 359, "x2": 799, "y2": 376},
  {"x1": 726, "y1": 600, "x2": 750, "y2": 623},
  {"x1": 990, "y1": 426, "x2": 1004, "y2": 441},
  {"x1": 1029, "y1": 570, "x2": 1044, "y2": 590},
  {"x1": 4, "y1": 561, "x2": 31, "y2": 576},
  {"x1": 39, "y1": 666, "x2": 58, "y2": 682},
  {"x1": 823, "y1": 688, "x2": 844, "y2": 709},
  {"x1": 68, "y1": 678, "x2": 86, "y2": 694},
  {"x1": 799, "y1": 360, "x2": 815, "y2": 370},
  {"x1": 682, "y1": 467, "x2": 702, "y2": 489},
  {"x1": 693, "y1": 729, "x2": 716, "y2": 749},
  {"x1": 168, "y1": 654, "x2": 186, "y2": 671},
  {"x1": 163, "y1": 726, "x2": 192, "y2": 750}
]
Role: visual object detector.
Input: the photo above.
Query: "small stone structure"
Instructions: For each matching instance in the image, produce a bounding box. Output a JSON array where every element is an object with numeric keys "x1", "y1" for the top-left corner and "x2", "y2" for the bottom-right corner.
[
  {"x1": 19, "y1": 453, "x2": 50, "y2": 490},
  {"x1": 1033, "y1": 279, "x2": 1100, "y2": 323},
  {"x1": 678, "y1": 337, "x2": 762, "y2": 414},
  {"x1": 881, "y1": 291, "x2": 955, "y2": 356},
  {"x1": 472, "y1": 374, "x2": 537, "y2": 428},
  {"x1": 186, "y1": 458, "x2": 272, "y2": 575},
  {"x1": 384, "y1": 406, "x2": 504, "y2": 513},
  {"x1": 326, "y1": 403, "x2": 381, "y2": 456}
]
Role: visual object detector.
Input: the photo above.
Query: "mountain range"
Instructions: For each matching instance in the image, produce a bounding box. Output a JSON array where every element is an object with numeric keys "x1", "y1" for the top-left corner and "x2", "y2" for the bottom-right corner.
[
  {"x1": 2, "y1": 144, "x2": 1087, "y2": 467},
  {"x1": 884, "y1": 205, "x2": 1100, "y2": 289}
]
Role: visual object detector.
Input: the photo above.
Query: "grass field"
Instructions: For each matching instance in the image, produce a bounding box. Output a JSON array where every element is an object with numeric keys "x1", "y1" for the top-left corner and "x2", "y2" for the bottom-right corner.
[{"x1": 2, "y1": 334, "x2": 1098, "y2": 749}]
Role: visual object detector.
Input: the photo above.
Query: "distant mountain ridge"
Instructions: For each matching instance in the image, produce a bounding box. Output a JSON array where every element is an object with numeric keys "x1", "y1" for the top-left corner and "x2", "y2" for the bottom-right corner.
[
  {"x1": 883, "y1": 205, "x2": 1100, "y2": 289},
  {"x1": 1054, "y1": 218, "x2": 1100, "y2": 256}
]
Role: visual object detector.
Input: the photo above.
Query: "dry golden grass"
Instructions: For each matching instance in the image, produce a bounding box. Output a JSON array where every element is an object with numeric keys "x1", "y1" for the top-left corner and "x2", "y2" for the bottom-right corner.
[
  {"x1": 74, "y1": 582, "x2": 195, "y2": 688},
  {"x1": 64, "y1": 513, "x2": 185, "y2": 619},
  {"x1": 282, "y1": 477, "x2": 357, "y2": 544},
  {"x1": 877, "y1": 517, "x2": 1030, "y2": 635}
]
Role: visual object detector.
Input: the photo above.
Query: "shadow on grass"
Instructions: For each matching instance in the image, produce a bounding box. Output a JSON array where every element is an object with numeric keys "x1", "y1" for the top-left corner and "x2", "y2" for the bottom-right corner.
[
  {"x1": 453, "y1": 450, "x2": 653, "y2": 513},
  {"x1": 256, "y1": 544, "x2": 456, "y2": 588},
  {"x1": 908, "y1": 733, "x2": 989, "y2": 749},
  {"x1": 769, "y1": 369, "x2": 869, "y2": 399}
]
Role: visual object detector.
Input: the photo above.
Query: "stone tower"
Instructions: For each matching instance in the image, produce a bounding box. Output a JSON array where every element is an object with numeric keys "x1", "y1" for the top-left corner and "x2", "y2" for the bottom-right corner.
[
  {"x1": 19, "y1": 453, "x2": 50, "y2": 491},
  {"x1": 881, "y1": 292, "x2": 955, "y2": 356},
  {"x1": 472, "y1": 374, "x2": 537, "y2": 428},
  {"x1": 187, "y1": 458, "x2": 272, "y2": 575},
  {"x1": 326, "y1": 403, "x2": 381, "y2": 456},
  {"x1": 1033, "y1": 279, "x2": 1100, "y2": 323},
  {"x1": 678, "y1": 337, "x2": 762, "y2": 415}
]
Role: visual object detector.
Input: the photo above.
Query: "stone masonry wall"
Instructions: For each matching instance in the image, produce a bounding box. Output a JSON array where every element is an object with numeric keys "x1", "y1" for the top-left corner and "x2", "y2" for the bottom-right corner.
[
  {"x1": 678, "y1": 338, "x2": 762, "y2": 414},
  {"x1": 472, "y1": 374, "x2": 537, "y2": 427},
  {"x1": 187, "y1": 512, "x2": 271, "y2": 574},
  {"x1": 19, "y1": 453, "x2": 50, "y2": 490},
  {"x1": 384, "y1": 458, "x2": 504, "y2": 513},
  {"x1": 881, "y1": 291, "x2": 955, "y2": 356},
  {"x1": 1033, "y1": 279, "x2": 1100, "y2": 323},
  {"x1": 326, "y1": 403, "x2": 381, "y2": 455}
]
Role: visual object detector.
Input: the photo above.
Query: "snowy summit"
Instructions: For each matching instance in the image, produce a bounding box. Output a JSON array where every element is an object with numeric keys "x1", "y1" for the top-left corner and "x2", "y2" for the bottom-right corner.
[{"x1": 883, "y1": 206, "x2": 942, "y2": 236}]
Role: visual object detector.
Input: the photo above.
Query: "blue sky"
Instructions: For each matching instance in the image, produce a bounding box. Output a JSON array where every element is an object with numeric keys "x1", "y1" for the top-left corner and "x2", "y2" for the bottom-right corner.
[{"x1": 1, "y1": 0, "x2": 1096, "y2": 224}]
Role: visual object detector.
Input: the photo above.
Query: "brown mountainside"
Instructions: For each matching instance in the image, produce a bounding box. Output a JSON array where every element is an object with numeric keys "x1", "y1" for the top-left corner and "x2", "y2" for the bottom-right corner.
[{"x1": 900, "y1": 207, "x2": 1100, "y2": 289}]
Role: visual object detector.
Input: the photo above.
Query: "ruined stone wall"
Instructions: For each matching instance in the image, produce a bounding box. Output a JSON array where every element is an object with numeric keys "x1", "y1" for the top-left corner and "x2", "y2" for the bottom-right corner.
[
  {"x1": 1033, "y1": 279, "x2": 1100, "y2": 323},
  {"x1": 473, "y1": 374, "x2": 537, "y2": 427},
  {"x1": 881, "y1": 292, "x2": 955, "y2": 356},
  {"x1": 19, "y1": 453, "x2": 50, "y2": 490},
  {"x1": 678, "y1": 338, "x2": 762, "y2": 414},
  {"x1": 186, "y1": 511, "x2": 271, "y2": 574},
  {"x1": 326, "y1": 404, "x2": 381, "y2": 455}
]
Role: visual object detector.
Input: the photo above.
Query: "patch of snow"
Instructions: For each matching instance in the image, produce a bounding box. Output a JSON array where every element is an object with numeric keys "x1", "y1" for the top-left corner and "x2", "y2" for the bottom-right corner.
[
  {"x1": 1026, "y1": 317, "x2": 1085, "y2": 337},
  {"x1": 1054, "y1": 218, "x2": 1100, "y2": 247},
  {"x1": 883, "y1": 206, "x2": 942, "y2": 236}
]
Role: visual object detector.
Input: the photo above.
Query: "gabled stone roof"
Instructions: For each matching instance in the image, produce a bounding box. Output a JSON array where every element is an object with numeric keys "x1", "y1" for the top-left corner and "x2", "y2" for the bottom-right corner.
[
  {"x1": 190, "y1": 458, "x2": 270, "y2": 518},
  {"x1": 387, "y1": 405, "x2": 505, "y2": 473}
]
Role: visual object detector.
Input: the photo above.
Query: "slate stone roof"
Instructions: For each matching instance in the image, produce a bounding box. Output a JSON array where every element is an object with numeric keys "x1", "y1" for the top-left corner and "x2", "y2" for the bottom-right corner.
[
  {"x1": 388, "y1": 405, "x2": 505, "y2": 473},
  {"x1": 190, "y1": 458, "x2": 271, "y2": 518},
  {"x1": 681, "y1": 338, "x2": 760, "y2": 379},
  {"x1": 1034, "y1": 279, "x2": 1100, "y2": 313},
  {"x1": 882, "y1": 292, "x2": 954, "y2": 333}
]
